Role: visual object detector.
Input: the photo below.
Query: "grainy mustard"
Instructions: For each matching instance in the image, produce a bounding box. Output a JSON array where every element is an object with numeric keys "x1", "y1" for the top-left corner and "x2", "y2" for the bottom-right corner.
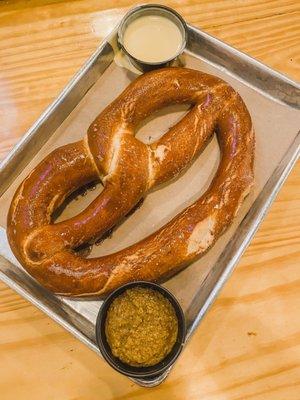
[{"x1": 105, "y1": 286, "x2": 178, "y2": 367}]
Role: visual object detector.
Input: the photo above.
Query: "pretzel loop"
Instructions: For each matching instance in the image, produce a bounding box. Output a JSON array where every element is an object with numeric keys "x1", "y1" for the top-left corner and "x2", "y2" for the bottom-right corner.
[{"x1": 7, "y1": 68, "x2": 254, "y2": 296}]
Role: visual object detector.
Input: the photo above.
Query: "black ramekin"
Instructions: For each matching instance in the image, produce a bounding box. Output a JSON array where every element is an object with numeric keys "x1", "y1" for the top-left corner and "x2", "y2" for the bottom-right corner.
[
  {"x1": 95, "y1": 281, "x2": 186, "y2": 379},
  {"x1": 117, "y1": 4, "x2": 188, "y2": 72}
]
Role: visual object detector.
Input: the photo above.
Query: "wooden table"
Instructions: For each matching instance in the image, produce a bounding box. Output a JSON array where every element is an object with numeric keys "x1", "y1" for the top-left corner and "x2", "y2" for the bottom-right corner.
[{"x1": 0, "y1": 1, "x2": 299, "y2": 399}]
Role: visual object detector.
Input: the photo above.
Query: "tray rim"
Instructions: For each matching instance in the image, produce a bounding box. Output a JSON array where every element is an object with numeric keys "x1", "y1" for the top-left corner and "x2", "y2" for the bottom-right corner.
[
  {"x1": 0, "y1": 22, "x2": 299, "y2": 387},
  {"x1": 188, "y1": 25, "x2": 300, "y2": 90}
]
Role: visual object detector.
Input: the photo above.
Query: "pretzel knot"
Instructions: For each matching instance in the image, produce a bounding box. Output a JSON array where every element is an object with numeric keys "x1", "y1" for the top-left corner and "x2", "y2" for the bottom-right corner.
[{"x1": 7, "y1": 68, "x2": 255, "y2": 297}]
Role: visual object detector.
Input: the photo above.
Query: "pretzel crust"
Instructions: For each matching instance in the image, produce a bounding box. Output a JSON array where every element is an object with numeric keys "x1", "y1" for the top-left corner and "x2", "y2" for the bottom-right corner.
[{"x1": 7, "y1": 68, "x2": 255, "y2": 297}]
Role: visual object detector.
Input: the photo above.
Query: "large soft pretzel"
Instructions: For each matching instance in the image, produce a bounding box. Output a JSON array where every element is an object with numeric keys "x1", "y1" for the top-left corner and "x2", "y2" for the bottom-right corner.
[{"x1": 7, "y1": 68, "x2": 254, "y2": 297}]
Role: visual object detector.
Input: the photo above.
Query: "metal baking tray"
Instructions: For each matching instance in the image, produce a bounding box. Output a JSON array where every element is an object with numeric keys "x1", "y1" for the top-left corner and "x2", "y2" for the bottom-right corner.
[{"x1": 0, "y1": 22, "x2": 299, "y2": 387}]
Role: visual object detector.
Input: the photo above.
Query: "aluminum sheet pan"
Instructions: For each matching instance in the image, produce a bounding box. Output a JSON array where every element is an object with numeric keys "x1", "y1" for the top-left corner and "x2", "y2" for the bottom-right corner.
[{"x1": 0, "y1": 23, "x2": 299, "y2": 387}]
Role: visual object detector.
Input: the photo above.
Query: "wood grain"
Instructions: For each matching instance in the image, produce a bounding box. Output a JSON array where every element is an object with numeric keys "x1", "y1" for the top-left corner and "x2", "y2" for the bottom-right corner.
[{"x1": 0, "y1": 1, "x2": 299, "y2": 399}]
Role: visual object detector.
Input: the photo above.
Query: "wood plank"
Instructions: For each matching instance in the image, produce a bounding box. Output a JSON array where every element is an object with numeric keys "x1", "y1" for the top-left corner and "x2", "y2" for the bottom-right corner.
[{"x1": 0, "y1": 1, "x2": 299, "y2": 399}]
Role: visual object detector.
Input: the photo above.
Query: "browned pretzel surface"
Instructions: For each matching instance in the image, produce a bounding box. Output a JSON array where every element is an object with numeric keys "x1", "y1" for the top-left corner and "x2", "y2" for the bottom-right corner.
[{"x1": 7, "y1": 68, "x2": 255, "y2": 296}]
